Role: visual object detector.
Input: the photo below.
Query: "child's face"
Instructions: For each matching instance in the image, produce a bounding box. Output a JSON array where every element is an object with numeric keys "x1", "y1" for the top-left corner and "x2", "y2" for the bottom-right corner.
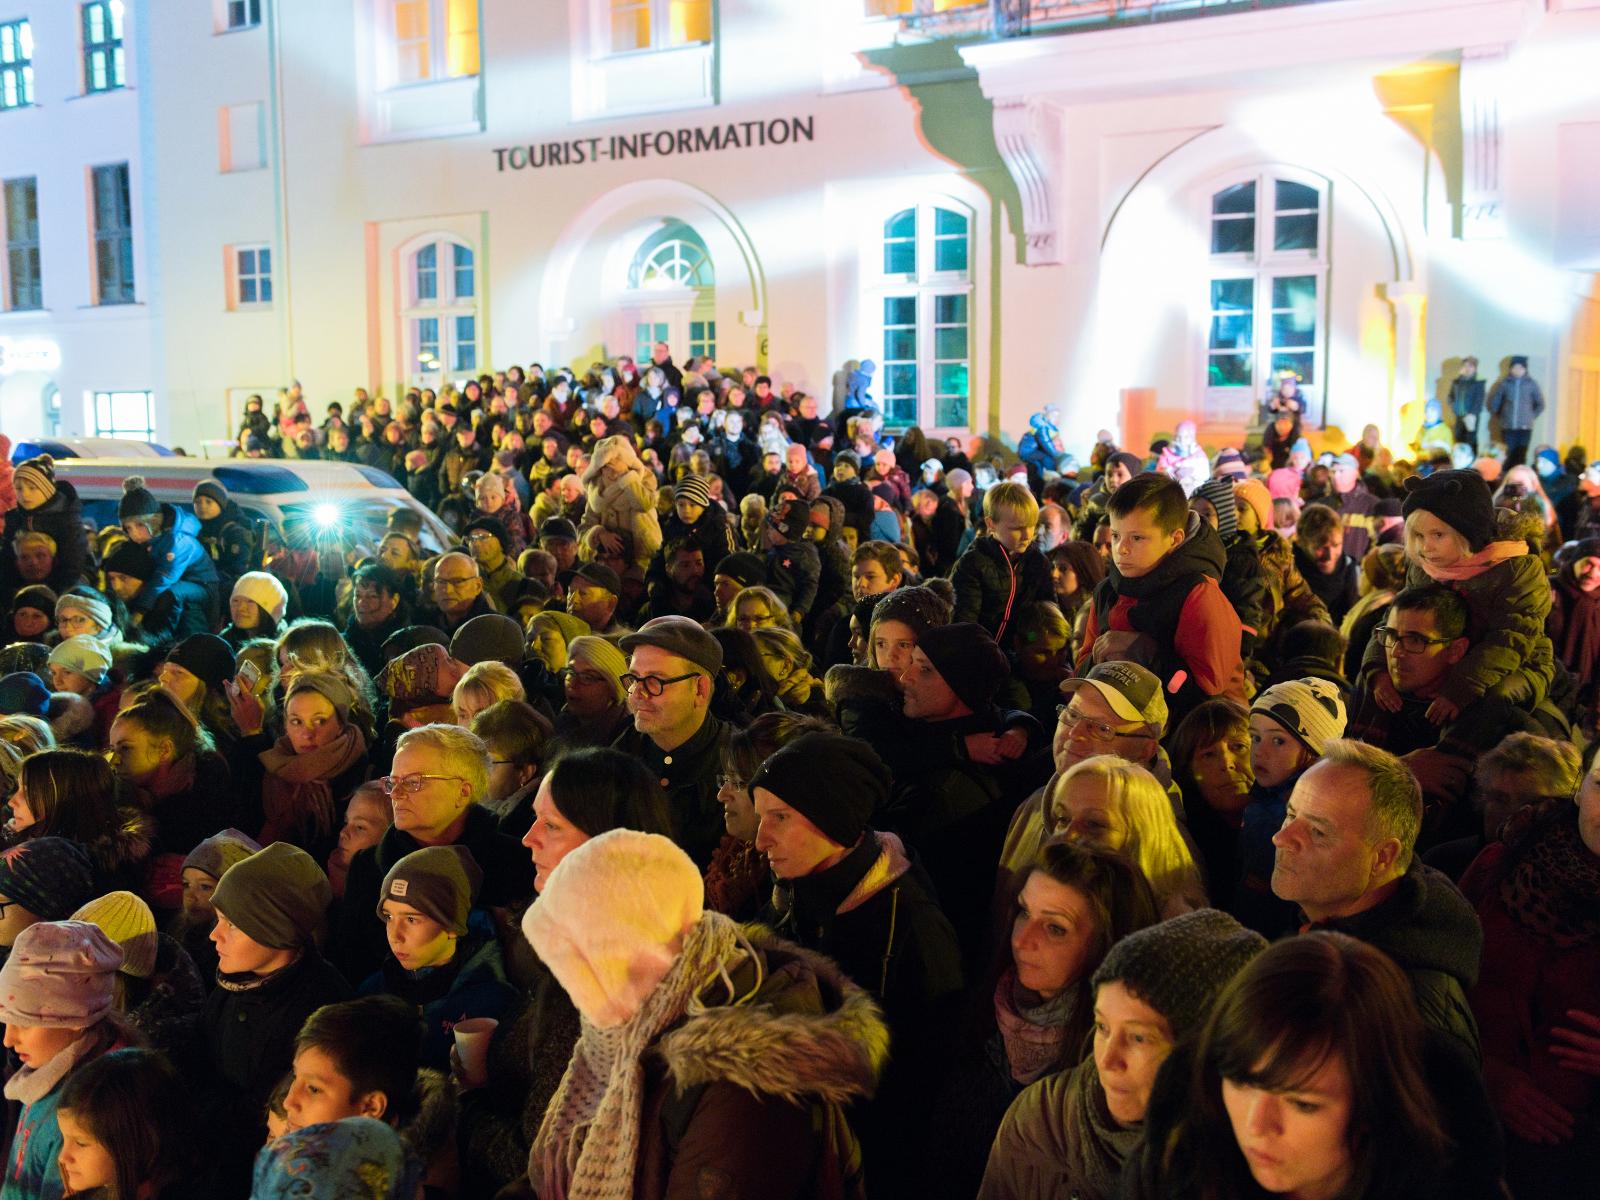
[
  {"x1": 2, "y1": 1023, "x2": 79, "y2": 1069},
  {"x1": 181, "y1": 867, "x2": 219, "y2": 916},
  {"x1": 56, "y1": 1108, "x2": 116, "y2": 1195},
  {"x1": 675, "y1": 498, "x2": 706, "y2": 526},
  {"x1": 284, "y1": 1046, "x2": 380, "y2": 1132},
  {"x1": 381, "y1": 899, "x2": 457, "y2": 971},
  {"x1": 13, "y1": 608, "x2": 50, "y2": 639},
  {"x1": 988, "y1": 508, "x2": 1037, "y2": 556},
  {"x1": 1406, "y1": 510, "x2": 1470, "y2": 569},
  {"x1": 1109, "y1": 508, "x2": 1183, "y2": 578},
  {"x1": 48, "y1": 664, "x2": 93, "y2": 695},
  {"x1": 1249, "y1": 713, "x2": 1312, "y2": 790},
  {"x1": 1575, "y1": 555, "x2": 1600, "y2": 594},
  {"x1": 1016, "y1": 627, "x2": 1069, "y2": 681},
  {"x1": 211, "y1": 910, "x2": 289, "y2": 975}
]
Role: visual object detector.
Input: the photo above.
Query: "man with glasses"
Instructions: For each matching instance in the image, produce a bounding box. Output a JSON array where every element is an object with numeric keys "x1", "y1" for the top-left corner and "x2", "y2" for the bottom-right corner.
[
  {"x1": 333, "y1": 723, "x2": 533, "y2": 982},
  {"x1": 421, "y1": 551, "x2": 494, "y2": 635},
  {"x1": 342, "y1": 563, "x2": 411, "y2": 678},
  {"x1": 462, "y1": 516, "x2": 524, "y2": 613},
  {"x1": 613, "y1": 616, "x2": 728, "y2": 867}
]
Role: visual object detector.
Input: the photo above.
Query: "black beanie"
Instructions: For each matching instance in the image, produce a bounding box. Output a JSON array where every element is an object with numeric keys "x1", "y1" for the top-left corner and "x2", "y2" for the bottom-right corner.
[
  {"x1": 1401, "y1": 468, "x2": 1495, "y2": 552},
  {"x1": 192, "y1": 479, "x2": 229, "y2": 508},
  {"x1": 914, "y1": 621, "x2": 1009, "y2": 713},
  {"x1": 749, "y1": 732, "x2": 887, "y2": 848},
  {"x1": 103, "y1": 541, "x2": 155, "y2": 581},
  {"x1": 167, "y1": 633, "x2": 237, "y2": 693},
  {"x1": 870, "y1": 585, "x2": 953, "y2": 638},
  {"x1": 117, "y1": 476, "x2": 161, "y2": 521}
]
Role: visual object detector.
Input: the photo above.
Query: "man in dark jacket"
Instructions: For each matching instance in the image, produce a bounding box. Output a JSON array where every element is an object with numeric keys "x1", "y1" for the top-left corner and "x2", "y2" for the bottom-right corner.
[
  {"x1": 334, "y1": 724, "x2": 534, "y2": 984},
  {"x1": 1487, "y1": 355, "x2": 1545, "y2": 469},
  {"x1": 1329, "y1": 452, "x2": 1380, "y2": 562},
  {"x1": 1271, "y1": 739, "x2": 1483, "y2": 1065},
  {"x1": 416, "y1": 551, "x2": 496, "y2": 635},
  {"x1": 1449, "y1": 356, "x2": 1486, "y2": 449},
  {"x1": 911, "y1": 487, "x2": 966, "y2": 577}
]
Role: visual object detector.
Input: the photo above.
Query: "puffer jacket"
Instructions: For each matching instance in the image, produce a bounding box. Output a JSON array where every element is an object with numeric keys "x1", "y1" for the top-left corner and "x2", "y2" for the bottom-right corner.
[
  {"x1": 1488, "y1": 374, "x2": 1545, "y2": 430},
  {"x1": 0, "y1": 477, "x2": 89, "y2": 595},
  {"x1": 132, "y1": 503, "x2": 219, "y2": 618},
  {"x1": 950, "y1": 535, "x2": 1054, "y2": 648},
  {"x1": 197, "y1": 499, "x2": 256, "y2": 594}
]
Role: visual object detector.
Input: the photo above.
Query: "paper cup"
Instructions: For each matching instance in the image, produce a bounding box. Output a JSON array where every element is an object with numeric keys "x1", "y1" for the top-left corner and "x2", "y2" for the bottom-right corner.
[{"x1": 453, "y1": 1017, "x2": 499, "y2": 1086}]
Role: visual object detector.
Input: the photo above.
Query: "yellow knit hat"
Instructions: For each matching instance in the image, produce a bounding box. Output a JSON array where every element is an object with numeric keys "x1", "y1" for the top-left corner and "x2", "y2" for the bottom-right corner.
[{"x1": 71, "y1": 890, "x2": 159, "y2": 979}]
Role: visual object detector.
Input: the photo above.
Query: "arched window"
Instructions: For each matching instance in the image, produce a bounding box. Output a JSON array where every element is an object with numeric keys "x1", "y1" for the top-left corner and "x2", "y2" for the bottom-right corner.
[
  {"x1": 405, "y1": 235, "x2": 477, "y2": 383},
  {"x1": 626, "y1": 220, "x2": 716, "y2": 361},
  {"x1": 872, "y1": 201, "x2": 971, "y2": 431},
  {"x1": 629, "y1": 221, "x2": 714, "y2": 289},
  {"x1": 1203, "y1": 170, "x2": 1328, "y2": 422}
]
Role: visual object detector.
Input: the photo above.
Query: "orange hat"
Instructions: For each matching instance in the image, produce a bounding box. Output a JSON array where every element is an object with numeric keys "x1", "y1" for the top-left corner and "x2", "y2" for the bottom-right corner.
[{"x1": 1233, "y1": 478, "x2": 1273, "y2": 531}]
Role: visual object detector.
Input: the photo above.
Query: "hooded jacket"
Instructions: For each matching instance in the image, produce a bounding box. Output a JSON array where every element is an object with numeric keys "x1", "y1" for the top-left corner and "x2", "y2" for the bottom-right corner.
[
  {"x1": 0, "y1": 478, "x2": 88, "y2": 596},
  {"x1": 358, "y1": 924, "x2": 517, "y2": 1071},
  {"x1": 197, "y1": 499, "x2": 256, "y2": 593},
  {"x1": 1306, "y1": 861, "x2": 1484, "y2": 1063},
  {"x1": 580, "y1": 437, "x2": 662, "y2": 569},
  {"x1": 951, "y1": 534, "x2": 1054, "y2": 649},
  {"x1": 133, "y1": 503, "x2": 219, "y2": 617}
]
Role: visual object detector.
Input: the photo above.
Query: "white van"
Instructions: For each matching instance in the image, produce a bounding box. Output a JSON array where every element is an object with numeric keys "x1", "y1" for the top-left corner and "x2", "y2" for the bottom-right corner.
[{"x1": 52, "y1": 458, "x2": 456, "y2": 554}]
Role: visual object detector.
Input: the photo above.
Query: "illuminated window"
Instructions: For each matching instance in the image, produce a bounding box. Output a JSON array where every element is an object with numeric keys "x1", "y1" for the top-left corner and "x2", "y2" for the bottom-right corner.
[
  {"x1": 93, "y1": 390, "x2": 155, "y2": 441},
  {"x1": 82, "y1": 1, "x2": 125, "y2": 94},
  {"x1": 635, "y1": 321, "x2": 668, "y2": 364},
  {"x1": 1205, "y1": 170, "x2": 1327, "y2": 412},
  {"x1": 387, "y1": 0, "x2": 478, "y2": 87},
  {"x1": 865, "y1": 0, "x2": 983, "y2": 15},
  {"x1": 876, "y1": 201, "x2": 971, "y2": 430},
  {"x1": 232, "y1": 244, "x2": 272, "y2": 307},
  {"x1": 405, "y1": 235, "x2": 478, "y2": 383},
  {"x1": 3, "y1": 177, "x2": 42, "y2": 311},
  {"x1": 0, "y1": 20, "x2": 34, "y2": 110},
  {"x1": 91, "y1": 163, "x2": 134, "y2": 305},
  {"x1": 605, "y1": 0, "x2": 711, "y2": 55}
]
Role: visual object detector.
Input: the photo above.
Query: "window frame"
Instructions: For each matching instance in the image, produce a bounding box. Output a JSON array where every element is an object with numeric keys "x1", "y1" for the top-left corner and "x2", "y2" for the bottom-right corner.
[
  {"x1": 82, "y1": 0, "x2": 126, "y2": 95},
  {"x1": 90, "y1": 162, "x2": 135, "y2": 306},
  {"x1": 225, "y1": 0, "x2": 264, "y2": 31},
  {"x1": 1201, "y1": 167, "x2": 1329, "y2": 421},
  {"x1": 599, "y1": 0, "x2": 713, "y2": 58},
  {"x1": 382, "y1": 0, "x2": 480, "y2": 90},
  {"x1": 92, "y1": 390, "x2": 156, "y2": 441},
  {"x1": 402, "y1": 234, "x2": 479, "y2": 384},
  {"x1": 231, "y1": 242, "x2": 273, "y2": 309},
  {"x1": 0, "y1": 18, "x2": 34, "y2": 111},
  {"x1": 2, "y1": 177, "x2": 42, "y2": 312}
]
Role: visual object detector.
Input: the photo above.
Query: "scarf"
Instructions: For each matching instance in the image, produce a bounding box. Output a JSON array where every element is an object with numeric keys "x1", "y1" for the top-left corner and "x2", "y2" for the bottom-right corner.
[
  {"x1": 992, "y1": 969, "x2": 1076, "y2": 1086},
  {"x1": 1415, "y1": 538, "x2": 1525, "y2": 582},
  {"x1": 258, "y1": 726, "x2": 366, "y2": 843},
  {"x1": 1500, "y1": 814, "x2": 1600, "y2": 949},
  {"x1": 137, "y1": 753, "x2": 196, "y2": 807},
  {"x1": 215, "y1": 952, "x2": 303, "y2": 994},
  {"x1": 1557, "y1": 585, "x2": 1600, "y2": 692},
  {"x1": 532, "y1": 912, "x2": 751, "y2": 1200},
  {"x1": 1060, "y1": 1056, "x2": 1144, "y2": 1200},
  {"x1": 4, "y1": 1030, "x2": 98, "y2": 1105}
]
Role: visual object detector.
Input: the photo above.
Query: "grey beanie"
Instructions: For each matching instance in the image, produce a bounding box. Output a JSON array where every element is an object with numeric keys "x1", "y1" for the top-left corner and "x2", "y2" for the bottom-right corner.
[{"x1": 1091, "y1": 908, "x2": 1266, "y2": 1042}]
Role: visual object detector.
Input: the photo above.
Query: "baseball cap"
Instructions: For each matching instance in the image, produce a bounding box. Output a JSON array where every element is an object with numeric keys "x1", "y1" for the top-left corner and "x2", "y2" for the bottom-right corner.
[{"x1": 1059, "y1": 661, "x2": 1168, "y2": 730}]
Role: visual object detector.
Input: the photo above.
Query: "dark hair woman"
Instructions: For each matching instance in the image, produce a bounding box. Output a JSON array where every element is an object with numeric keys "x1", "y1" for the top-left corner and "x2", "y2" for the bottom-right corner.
[
  {"x1": 1123, "y1": 932, "x2": 1505, "y2": 1200},
  {"x1": 244, "y1": 672, "x2": 369, "y2": 860},
  {"x1": 1047, "y1": 540, "x2": 1107, "y2": 629},
  {"x1": 1167, "y1": 698, "x2": 1254, "y2": 910},
  {"x1": 6, "y1": 747, "x2": 154, "y2": 893}
]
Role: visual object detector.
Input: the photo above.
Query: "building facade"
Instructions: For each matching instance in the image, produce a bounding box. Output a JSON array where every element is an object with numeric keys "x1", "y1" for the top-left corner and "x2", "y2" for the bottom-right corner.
[{"x1": 1, "y1": 0, "x2": 1598, "y2": 460}]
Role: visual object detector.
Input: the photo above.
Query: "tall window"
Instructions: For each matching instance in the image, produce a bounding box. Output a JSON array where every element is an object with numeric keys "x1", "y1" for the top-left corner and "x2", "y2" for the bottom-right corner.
[
  {"x1": 876, "y1": 202, "x2": 971, "y2": 430},
  {"x1": 3, "y1": 178, "x2": 41, "y2": 311},
  {"x1": 606, "y1": 0, "x2": 711, "y2": 55},
  {"x1": 389, "y1": 0, "x2": 479, "y2": 85},
  {"x1": 226, "y1": 0, "x2": 263, "y2": 30},
  {"x1": 689, "y1": 319, "x2": 715, "y2": 360},
  {"x1": 233, "y1": 244, "x2": 272, "y2": 307},
  {"x1": 1204, "y1": 172, "x2": 1327, "y2": 416},
  {"x1": 93, "y1": 390, "x2": 155, "y2": 440},
  {"x1": 91, "y1": 163, "x2": 134, "y2": 305},
  {"x1": 0, "y1": 20, "x2": 33, "y2": 110},
  {"x1": 407, "y1": 237, "x2": 477, "y2": 379},
  {"x1": 82, "y1": 1, "x2": 125, "y2": 94}
]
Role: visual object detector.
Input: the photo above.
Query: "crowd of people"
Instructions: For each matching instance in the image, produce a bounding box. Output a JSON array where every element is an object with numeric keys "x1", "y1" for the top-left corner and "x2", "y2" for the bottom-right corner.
[{"x1": 0, "y1": 344, "x2": 1593, "y2": 1199}]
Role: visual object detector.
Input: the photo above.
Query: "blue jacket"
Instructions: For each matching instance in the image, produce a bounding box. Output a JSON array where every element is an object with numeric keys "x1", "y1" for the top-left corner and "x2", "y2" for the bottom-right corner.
[
  {"x1": 3, "y1": 1035, "x2": 119, "y2": 1200},
  {"x1": 133, "y1": 502, "x2": 219, "y2": 615}
]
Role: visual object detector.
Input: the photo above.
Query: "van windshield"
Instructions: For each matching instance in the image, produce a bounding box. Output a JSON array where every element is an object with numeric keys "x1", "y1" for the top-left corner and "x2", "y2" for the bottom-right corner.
[{"x1": 279, "y1": 500, "x2": 446, "y2": 555}]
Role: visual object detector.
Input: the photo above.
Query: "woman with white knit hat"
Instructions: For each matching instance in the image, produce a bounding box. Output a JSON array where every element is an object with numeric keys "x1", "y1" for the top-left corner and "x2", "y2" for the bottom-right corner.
[
  {"x1": 221, "y1": 570, "x2": 290, "y2": 649},
  {"x1": 521, "y1": 827, "x2": 888, "y2": 1199}
]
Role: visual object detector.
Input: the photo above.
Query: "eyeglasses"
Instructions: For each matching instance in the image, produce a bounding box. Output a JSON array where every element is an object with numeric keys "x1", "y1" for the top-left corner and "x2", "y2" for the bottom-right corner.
[
  {"x1": 1056, "y1": 704, "x2": 1153, "y2": 743},
  {"x1": 620, "y1": 672, "x2": 698, "y2": 698},
  {"x1": 560, "y1": 669, "x2": 609, "y2": 688},
  {"x1": 379, "y1": 773, "x2": 464, "y2": 796},
  {"x1": 1372, "y1": 626, "x2": 1452, "y2": 654}
]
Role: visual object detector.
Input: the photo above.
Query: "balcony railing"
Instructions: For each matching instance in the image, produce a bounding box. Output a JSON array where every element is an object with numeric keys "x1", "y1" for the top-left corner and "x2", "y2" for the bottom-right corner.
[{"x1": 891, "y1": 0, "x2": 1344, "y2": 39}]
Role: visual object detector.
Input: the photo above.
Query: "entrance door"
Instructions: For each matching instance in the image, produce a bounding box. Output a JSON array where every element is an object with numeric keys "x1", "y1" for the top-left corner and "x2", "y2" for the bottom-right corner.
[{"x1": 617, "y1": 220, "x2": 716, "y2": 368}]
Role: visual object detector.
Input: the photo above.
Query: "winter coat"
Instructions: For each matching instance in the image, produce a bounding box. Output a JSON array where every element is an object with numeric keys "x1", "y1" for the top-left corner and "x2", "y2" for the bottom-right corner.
[
  {"x1": 1219, "y1": 530, "x2": 1269, "y2": 658},
  {"x1": 1336, "y1": 484, "x2": 1381, "y2": 562},
  {"x1": 343, "y1": 605, "x2": 414, "y2": 681},
  {"x1": 436, "y1": 439, "x2": 488, "y2": 497},
  {"x1": 951, "y1": 535, "x2": 1055, "y2": 649},
  {"x1": 2, "y1": 1025, "x2": 125, "y2": 1200},
  {"x1": 764, "y1": 537, "x2": 821, "y2": 618},
  {"x1": 1488, "y1": 374, "x2": 1545, "y2": 430},
  {"x1": 1306, "y1": 861, "x2": 1484, "y2": 1064},
  {"x1": 580, "y1": 443, "x2": 662, "y2": 570},
  {"x1": 197, "y1": 500, "x2": 256, "y2": 594},
  {"x1": 358, "y1": 924, "x2": 517, "y2": 1071},
  {"x1": 80, "y1": 804, "x2": 157, "y2": 894},
  {"x1": 334, "y1": 805, "x2": 535, "y2": 985},
  {"x1": 132, "y1": 503, "x2": 219, "y2": 620},
  {"x1": 914, "y1": 497, "x2": 967, "y2": 577},
  {"x1": 0, "y1": 479, "x2": 89, "y2": 596},
  {"x1": 612, "y1": 712, "x2": 729, "y2": 869},
  {"x1": 124, "y1": 932, "x2": 208, "y2": 1070}
]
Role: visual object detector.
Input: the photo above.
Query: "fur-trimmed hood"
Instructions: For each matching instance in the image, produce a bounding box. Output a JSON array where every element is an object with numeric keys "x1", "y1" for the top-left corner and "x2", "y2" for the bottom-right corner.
[
  {"x1": 399, "y1": 1067, "x2": 457, "y2": 1167},
  {"x1": 46, "y1": 689, "x2": 96, "y2": 743},
  {"x1": 655, "y1": 925, "x2": 889, "y2": 1108},
  {"x1": 84, "y1": 805, "x2": 158, "y2": 876},
  {"x1": 824, "y1": 663, "x2": 901, "y2": 707}
]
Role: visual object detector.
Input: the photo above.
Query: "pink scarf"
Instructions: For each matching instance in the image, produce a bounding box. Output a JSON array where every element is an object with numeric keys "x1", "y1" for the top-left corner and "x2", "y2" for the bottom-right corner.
[
  {"x1": 1415, "y1": 539, "x2": 1525, "y2": 582},
  {"x1": 258, "y1": 726, "x2": 366, "y2": 844},
  {"x1": 993, "y1": 969, "x2": 1075, "y2": 1086}
]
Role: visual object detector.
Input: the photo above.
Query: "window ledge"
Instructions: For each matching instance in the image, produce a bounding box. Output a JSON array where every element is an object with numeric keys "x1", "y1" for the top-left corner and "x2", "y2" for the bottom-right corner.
[
  {"x1": 364, "y1": 74, "x2": 483, "y2": 144},
  {"x1": 69, "y1": 86, "x2": 132, "y2": 102},
  {"x1": 0, "y1": 307, "x2": 51, "y2": 321},
  {"x1": 214, "y1": 25, "x2": 263, "y2": 36},
  {"x1": 572, "y1": 41, "x2": 716, "y2": 122}
]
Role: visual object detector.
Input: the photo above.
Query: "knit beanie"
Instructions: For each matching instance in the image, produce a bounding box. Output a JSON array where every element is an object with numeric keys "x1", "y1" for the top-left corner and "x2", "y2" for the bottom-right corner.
[
  {"x1": 771, "y1": 500, "x2": 810, "y2": 541},
  {"x1": 1266, "y1": 467, "x2": 1303, "y2": 502},
  {"x1": 192, "y1": 479, "x2": 229, "y2": 508},
  {"x1": 1251, "y1": 677, "x2": 1347, "y2": 756},
  {"x1": 914, "y1": 622, "x2": 1009, "y2": 714},
  {"x1": 284, "y1": 672, "x2": 357, "y2": 725},
  {"x1": 117, "y1": 476, "x2": 161, "y2": 521},
  {"x1": 462, "y1": 516, "x2": 510, "y2": 550},
  {"x1": 232, "y1": 571, "x2": 289, "y2": 623},
  {"x1": 1107, "y1": 452, "x2": 1143, "y2": 480},
  {"x1": 530, "y1": 611, "x2": 591, "y2": 649},
  {"x1": 13, "y1": 586, "x2": 57, "y2": 623},
  {"x1": 55, "y1": 588, "x2": 113, "y2": 635},
  {"x1": 1194, "y1": 477, "x2": 1239, "y2": 540},
  {"x1": 748, "y1": 732, "x2": 887, "y2": 848},
  {"x1": 870, "y1": 585, "x2": 953, "y2": 639},
  {"x1": 673, "y1": 475, "x2": 711, "y2": 508},
  {"x1": 103, "y1": 541, "x2": 154, "y2": 581},
  {"x1": 565, "y1": 635, "x2": 627, "y2": 702},
  {"x1": 211, "y1": 842, "x2": 332, "y2": 950},
  {"x1": 182, "y1": 828, "x2": 261, "y2": 882},
  {"x1": 12, "y1": 456, "x2": 57, "y2": 504},
  {"x1": 1401, "y1": 468, "x2": 1496, "y2": 552},
  {"x1": 377, "y1": 845, "x2": 482, "y2": 937},
  {"x1": 712, "y1": 552, "x2": 766, "y2": 589},
  {"x1": 48, "y1": 635, "x2": 112, "y2": 687},
  {"x1": 0, "y1": 837, "x2": 97, "y2": 920},
  {"x1": 166, "y1": 633, "x2": 236, "y2": 694},
  {"x1": 521, "y1": 829, "x2": 704, "y2": 1028},
  {"x1": 70, "y1": 891, "x2": 158, "y2": 979},
  {"x1": 1091, "y1": 909, "x2": 1267, "y2": 1042},
  {"x1": 450, "y1": 613, "x2": 526, "y2": 667},
  {"x1": 1233, "y1": 478, "x2": 1273, "y2": 532},
  {"x1": 0, "y1": 672, "x2": 50, "y2": 718},
  {"x1": 1212, "y1": 448, "x2": 1249, "y2": 480},
  {"x1": 0, "y1": 920, "x2": 123, "y2": 1029}
]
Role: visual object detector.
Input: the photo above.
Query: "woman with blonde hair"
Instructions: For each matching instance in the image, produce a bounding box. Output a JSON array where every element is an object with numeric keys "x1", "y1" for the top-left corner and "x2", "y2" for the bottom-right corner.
[
  {"x1": 1047, "y1": 754, "x2": 1206, "y2": 914},
  {"x1": 579, "y1": 434, "x2": 661, "y2": 571},
  {"x1": 751, "y1": 626, "x2": 827, "y2": 716},
  {"x1": 726, "y1": 584, "x2": 792, "y2": 633},
  {"x1": 452, "y1": 661, "x2": 526, "y2": 727},
  {"x1": 0, "y1": 715, "x2": 54, "y2": 791}
]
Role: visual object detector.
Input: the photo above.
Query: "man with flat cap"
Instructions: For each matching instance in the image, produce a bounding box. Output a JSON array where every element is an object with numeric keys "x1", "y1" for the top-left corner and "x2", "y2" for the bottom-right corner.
[
  {"x1": 613, "y1": 616, "x2": 729, "y2": 866},
  {"x1": 564, "y1": 560, "x2": 623, "y2": 634}
]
